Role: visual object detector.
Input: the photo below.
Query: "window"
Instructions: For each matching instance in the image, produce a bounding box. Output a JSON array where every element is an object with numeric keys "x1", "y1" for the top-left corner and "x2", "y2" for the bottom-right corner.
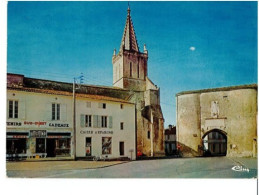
[
  {"x1": 8, "y1": 100, "x2": 18, "y2": 118},
  {"x1": 52, "y1": 103, "x2": 60, "y2": 120},
  {"x1": 101, "y1": 116, "x2": 107, "y2": 128},
  {"x1": 102, "y1": 137, "x2": 112, "y2": 154},
  {"x1": 98, "y1": 103, "x2": 106, "y2": 109},
  {"x1": 56, "y1": 104, "x2": 60, "y2": 120},
  {"x1": 85, "y1": 115, "x2": 92, "y2": 127},
  {"x1": 120, "y1": 122, "x2": 124, "y2": 130},
  {"x1": 86, "y1": 102, "x2": 91, "y2": 108},
  {"x1": 92, "y1": 115, "x2": 112, "y2": 128},
  {"x1": 147, "y1": 131, "x2": 150, "y2": 139}
]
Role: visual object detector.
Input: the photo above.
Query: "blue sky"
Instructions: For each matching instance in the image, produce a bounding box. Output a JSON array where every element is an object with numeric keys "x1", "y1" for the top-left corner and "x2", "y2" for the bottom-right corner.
[{"x1": 7, "y1": 1, "x2": 257, "y2": 126}]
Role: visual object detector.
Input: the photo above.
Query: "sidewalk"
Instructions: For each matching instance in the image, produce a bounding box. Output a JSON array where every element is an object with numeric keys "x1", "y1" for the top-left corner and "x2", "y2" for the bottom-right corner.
[{"x1": 6, "y1": 160, "x2": 128, "y2": 171}]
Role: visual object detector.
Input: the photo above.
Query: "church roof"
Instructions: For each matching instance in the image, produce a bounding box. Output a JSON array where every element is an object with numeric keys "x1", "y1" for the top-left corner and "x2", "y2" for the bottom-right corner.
[{"x1": 120, "y1": 6, "x2": 139, "y2": 52}]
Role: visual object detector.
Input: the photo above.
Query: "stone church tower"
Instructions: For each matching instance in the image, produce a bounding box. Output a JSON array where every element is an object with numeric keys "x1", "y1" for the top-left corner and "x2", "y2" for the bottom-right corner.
[
  {"x1": 112, "y1": 6, "x2": 165, "y2": 157},
  {"x1": 112, "y1": 6, "x2": 147, "y2": 91}
]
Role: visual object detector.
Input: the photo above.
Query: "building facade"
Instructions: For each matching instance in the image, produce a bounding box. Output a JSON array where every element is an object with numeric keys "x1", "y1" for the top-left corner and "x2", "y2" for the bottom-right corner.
[
  {"x1": 164, "y1": 125, "x2": 177, "y2": 156},
  {"x1": 76, "y1": 95, "x2": 136, "y2": 160},
  {"x1": 176, "y1": 84, "x2": 257, "y2": 158},
  {"x1": 7, "y1": 74, "x2": 136, "y2": 160}
]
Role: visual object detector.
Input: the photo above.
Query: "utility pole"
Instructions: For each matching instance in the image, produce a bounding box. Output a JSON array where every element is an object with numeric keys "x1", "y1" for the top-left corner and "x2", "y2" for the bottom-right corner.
[
  {"x1": 73, "y1": 78, "x2": 76, "y2": 159},
  {"x1": 72, "y1": 73, "x2": 84, "y2": 160}
]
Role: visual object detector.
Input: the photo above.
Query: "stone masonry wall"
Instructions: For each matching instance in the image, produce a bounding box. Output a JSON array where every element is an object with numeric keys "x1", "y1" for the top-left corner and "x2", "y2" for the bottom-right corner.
[{"x1": 177, "y1": 86, "x2": 257, "y2": 158}]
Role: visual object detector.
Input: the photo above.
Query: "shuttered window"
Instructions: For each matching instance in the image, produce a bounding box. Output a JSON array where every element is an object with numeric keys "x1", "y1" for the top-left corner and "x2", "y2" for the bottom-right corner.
[
  {"x1": 93, "y1": 115, "x2": 98, "y2": 128},
  {"x1": 80, "y1": 115, "x2": 92, "y2": 127},
  {"x1": 80, "y1": 114, "x2": 85, "y2": 127},
  {"x1": 98, "y1": 103, "x2": 106, "y2": 109},
  {"x1": 86, "y1": 102, "x2": 91, "y2": 108},
  {"x1": 109, "y1": 116, "x2": 113, "y2": 128},
  {"x1": 92, "y1": 115, "x2": 112, "y2": 128}
]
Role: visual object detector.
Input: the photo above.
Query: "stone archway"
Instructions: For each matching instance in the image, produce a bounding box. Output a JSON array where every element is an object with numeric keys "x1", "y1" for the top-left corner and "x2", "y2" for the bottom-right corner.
[{"x1": 202, "y1": 129, "x2": 227, "y2": 156}]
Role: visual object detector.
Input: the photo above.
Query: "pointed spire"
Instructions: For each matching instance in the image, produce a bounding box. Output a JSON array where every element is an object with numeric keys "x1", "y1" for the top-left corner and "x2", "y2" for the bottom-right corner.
[
  {"x1": 113, "y1": 48, "x2": 116, "y2": 57},
  {"x1": 127, "y1": 2, "x2": 130, "y2": 15},
  {"x1": 120, "y1": 4, "x2": 139, "y2": 52},
  {"x1": 144, "y1": 44, "x2": 148, "y2": 54}
]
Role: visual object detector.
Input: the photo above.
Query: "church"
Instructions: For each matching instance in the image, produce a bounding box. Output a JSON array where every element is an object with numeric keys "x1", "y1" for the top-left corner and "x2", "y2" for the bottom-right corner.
[
  {"x1": 111, "y1": 6, "x2": 164, "y2": 157},
  {"x1": 6, "y1": 6, "x2": 164, "y2": 159}
]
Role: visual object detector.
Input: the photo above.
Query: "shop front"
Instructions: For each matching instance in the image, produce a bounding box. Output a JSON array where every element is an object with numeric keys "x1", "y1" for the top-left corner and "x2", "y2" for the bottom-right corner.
[
  {"x1": 6, "y1": 130, "x2": 72, "y2": 160},
  {"x1": 77, "y1": 129, "x2": 136, "y2": 160},
  {"x1": 6, "y1": 132, "x2": 28, "y2": 160},
  {"x1": 46, "y1": 132, "x2": 71, "y2": 157},
  {"x1": 30, "y1": 130, "x2": 71, "y2": 158}
]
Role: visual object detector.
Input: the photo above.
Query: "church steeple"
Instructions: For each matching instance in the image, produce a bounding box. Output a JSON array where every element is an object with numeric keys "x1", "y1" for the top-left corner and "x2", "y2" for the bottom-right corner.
[
  {"x1": 112, "y1": 5, "x2": 148, "y2": 91},
  {"x1": 119, "y1": 4, "x2": 139, "y2": 52}
]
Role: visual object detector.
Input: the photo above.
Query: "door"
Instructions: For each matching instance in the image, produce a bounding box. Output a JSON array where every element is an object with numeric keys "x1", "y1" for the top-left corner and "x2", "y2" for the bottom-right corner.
[
  {"x1": 36, "y1": 138, "x2": 45, "y2": 153},
  {"x1": 85, "y1": 137, "x2": 92, "y2": 156},
  {"x1": 47, "y1": 139, "x2": 56, "y2": 157},
  {"x1": 119, "y1": 142, "x2": 124, "y2": 156}
]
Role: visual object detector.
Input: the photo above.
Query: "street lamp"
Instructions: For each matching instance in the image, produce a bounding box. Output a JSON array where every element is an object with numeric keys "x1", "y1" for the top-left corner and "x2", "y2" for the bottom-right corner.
[{"x1": 72, "y1": 73, "x2": 84, "y2": 159}]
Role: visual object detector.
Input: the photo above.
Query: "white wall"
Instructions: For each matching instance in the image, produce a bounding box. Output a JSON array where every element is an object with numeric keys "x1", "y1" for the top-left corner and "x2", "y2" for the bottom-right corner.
[
  {"x1": 75, "y1": 97, "x2": 136, "y2": 160},
  {"x1": 7, "y1": 89, "x2": 136, "y2": 160},
  {"x1": 7, "y1": 89, "x2": 73, "y2": 132}
]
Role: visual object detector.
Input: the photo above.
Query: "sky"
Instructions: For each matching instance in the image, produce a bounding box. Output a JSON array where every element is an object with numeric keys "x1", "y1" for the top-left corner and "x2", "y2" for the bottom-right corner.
[{"x1": 7, "y1": 1, "x2": 258, "y2": 126}]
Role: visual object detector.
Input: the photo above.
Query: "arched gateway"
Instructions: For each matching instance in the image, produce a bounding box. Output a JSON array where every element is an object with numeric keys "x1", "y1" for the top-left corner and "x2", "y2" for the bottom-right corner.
[{"x1": 202, "y1": 129, "x2": 227, "y2": 156}]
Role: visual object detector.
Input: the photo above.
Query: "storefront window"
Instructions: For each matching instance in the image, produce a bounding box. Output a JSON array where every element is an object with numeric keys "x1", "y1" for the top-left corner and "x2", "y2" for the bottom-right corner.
[
  {"x1": 6, "y1": 139, "x2": 27, "y2": 154},
  {"x1": 55, "y1": 138, "x2": 71, "y2": 156}
]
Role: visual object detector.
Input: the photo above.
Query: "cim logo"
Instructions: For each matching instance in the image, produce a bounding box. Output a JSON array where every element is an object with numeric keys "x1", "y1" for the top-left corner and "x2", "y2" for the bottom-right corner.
[{"x1": 232, "y1": 165, "x2": 249, "y2": 172}]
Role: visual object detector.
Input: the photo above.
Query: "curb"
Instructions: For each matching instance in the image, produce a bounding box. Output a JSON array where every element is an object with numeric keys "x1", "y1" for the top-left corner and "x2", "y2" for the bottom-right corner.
[{"x1": 6, "y1": 161, "x2": 131, "y2": 172}]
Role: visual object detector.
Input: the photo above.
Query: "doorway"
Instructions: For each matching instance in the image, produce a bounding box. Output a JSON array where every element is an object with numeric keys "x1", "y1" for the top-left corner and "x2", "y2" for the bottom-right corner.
[
  {"x1": 36, "y1": 138, "x2": 46, "y2": 153},
  {"x1": 85, "y1": 137, "x2": 92, "y2": 156},
  {"x1": 203, "y1": 130, "x2": 227, "y2": 156},
  {"x1": 47, "y1": 139, "x2": 56, "y2": 157},
  {"x1": 119, "y1": 142, "x2": 124, "y2": 156}
]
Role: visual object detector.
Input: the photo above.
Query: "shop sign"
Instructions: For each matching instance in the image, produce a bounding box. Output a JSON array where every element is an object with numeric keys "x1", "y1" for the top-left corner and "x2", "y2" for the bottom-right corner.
[
  {"x1": 30, "y1": 130, "x2": 47, "y2": 138},
  {"x1": 47, "y1": 136, "x2": 71, "y2": 138},
  {"x1": 20, "y1": 121, "x2": 70, "y2": 128},
  {"x1": 80, "y1": 130, "x2": 93, "y2": 134},
  {"x1": 80, "y1": 130, "x2": 113, "y2": 135},
  {"x1": 49, "y1": 123, "x2": 69, "y2": 128},
  {"x1": 24, "y1": 121, "x2": 47, "y2": 127},
  {"x1": 7, "y1": 135, "x2": 28, "y2": 138},
  {"x1": 6, "y1": 122, "x2": 22, "y2": 126}
]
